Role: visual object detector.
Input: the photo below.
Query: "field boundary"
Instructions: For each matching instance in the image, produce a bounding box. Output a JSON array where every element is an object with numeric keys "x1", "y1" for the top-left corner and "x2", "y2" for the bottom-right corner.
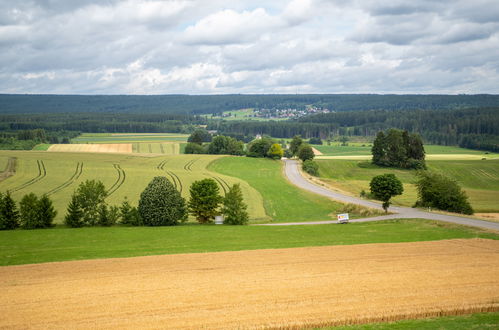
[
  {"x1": 46, "y1": 162, "x2": 83, "y2": 196},
  {"x1": 8, "y1": 160, "x2": 46, "y2": 193}
]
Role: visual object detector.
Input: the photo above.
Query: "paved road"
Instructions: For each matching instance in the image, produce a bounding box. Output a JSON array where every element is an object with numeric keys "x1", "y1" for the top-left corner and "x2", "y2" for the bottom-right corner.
[{"x1": 259, "y1": 159, "x2": 499, "y2": 231}]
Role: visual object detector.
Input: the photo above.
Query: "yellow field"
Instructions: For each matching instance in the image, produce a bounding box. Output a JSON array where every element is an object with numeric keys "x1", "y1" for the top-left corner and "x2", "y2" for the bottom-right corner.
[
  {"x1": 1, "y1": 239, "x2": 497, "y2": 329},
  {"x1": 48, "y1": 144, "x2": 132, "y2": 153}
]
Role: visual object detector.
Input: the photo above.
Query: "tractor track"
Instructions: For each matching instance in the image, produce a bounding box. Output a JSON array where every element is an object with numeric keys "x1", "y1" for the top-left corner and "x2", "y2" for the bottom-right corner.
[
  {"x1": 45, "y1": 162, "x2": 83, "y2": 196},
  {"x1": 0, "y1": 157, "x2": 17, "y2": 182},
  {"x1": 106, "y1": 164, "x2": 126, "y2": 197},
  {"x1": 156, "y1": 160, "x2": 182, "y2": 193},
  {"x1": 9, "y1": 160, "x2": 46, "y2": 193}
]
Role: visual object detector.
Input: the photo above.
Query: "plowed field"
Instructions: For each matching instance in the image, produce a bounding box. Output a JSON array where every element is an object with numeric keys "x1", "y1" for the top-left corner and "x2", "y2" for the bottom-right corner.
[{"x1": 1, "y1": 239, "x2": 498, "y2": 329}]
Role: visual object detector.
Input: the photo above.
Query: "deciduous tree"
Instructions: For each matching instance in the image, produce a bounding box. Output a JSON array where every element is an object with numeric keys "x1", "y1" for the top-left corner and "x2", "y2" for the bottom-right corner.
[
  {"x1": 188, "y1": 178, "x2": 222, "y2": 224},
  {"x1": 369, "y1": 174, "x2": 404, "y2": 212}
]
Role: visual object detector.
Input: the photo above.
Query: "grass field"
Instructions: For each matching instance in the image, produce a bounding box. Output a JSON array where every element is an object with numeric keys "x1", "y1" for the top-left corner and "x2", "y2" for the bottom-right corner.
[
  {"x1": 322, "y1": 312, "x2": 499, "y2": 329},
  {"x1": 205, "y1": 108, "x2": 288, "y2": 121},
  {"x1": 314, "y1": 144, "x2": 498, "y2": 159},
  {"x1": 209, "y1": 156, "x2": 360, "y2": 221},
  {"x1": 0, "y1": 151, "x2": 266, "y2": 223},
  {"x1": 2, "y1": 239, "x2": 498, "y2": 329},
  {"x1": 1, "y1": 219, "x2": 496, "y2": 266},
  {"x1": 316, "y1": 159, "x2": 499, "y2": 212}
]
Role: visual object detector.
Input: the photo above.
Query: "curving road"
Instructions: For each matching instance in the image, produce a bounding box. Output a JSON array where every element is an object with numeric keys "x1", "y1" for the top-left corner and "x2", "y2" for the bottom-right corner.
[{"x1": 259, "y1": 159, "x2": 499, "y2": 231}]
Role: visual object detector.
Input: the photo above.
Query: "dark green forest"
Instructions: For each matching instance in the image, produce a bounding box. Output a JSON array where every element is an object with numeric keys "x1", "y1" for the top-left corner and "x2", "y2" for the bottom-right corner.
[{"x1": 1, "y1": 94, "x2": 499, "y2": 114}]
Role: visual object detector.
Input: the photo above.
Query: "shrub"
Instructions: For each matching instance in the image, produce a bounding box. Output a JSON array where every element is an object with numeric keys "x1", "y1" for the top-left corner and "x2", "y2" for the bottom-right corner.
[
  {"x1": 414, "y1": 171, "x2": 474, "y2": 215},
  {"x1": 302, "y1": 160, "x2": 319, "y2": 176},
  {"x1": 222, "y1": 184, "x2": 249, "y2": 225},
  {"x1": 188, "y1": 178, "x2": 222, "y2": 224},
  {"x1": 184, "y1": 142, "x2": 206, "y2": 154},
  {"x1": 120, "y1": 198, "x2": 142, "y2": 226},
  {"x1": 297, "y1": 144, "x2": 315, "y2": 162},
  {"x1": 139, "y1": 177, "x2": 187, "y2": 226},
  {"x1": 267, "y1": 143, "x2": 284, "y2": 159},
  {"x1": 370, "y1": 174, "x2": 404, "y2": 212}
]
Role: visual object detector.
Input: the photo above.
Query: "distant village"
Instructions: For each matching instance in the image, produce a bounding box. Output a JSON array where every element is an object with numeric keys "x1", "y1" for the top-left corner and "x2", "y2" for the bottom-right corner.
[{"x1": 220, "y1": 106, "x2": 331, "y2": 119}]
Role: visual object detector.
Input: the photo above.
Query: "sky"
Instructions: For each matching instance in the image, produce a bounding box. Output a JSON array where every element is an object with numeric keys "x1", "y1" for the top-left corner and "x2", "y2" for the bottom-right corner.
[{"x1": 1, "y1": 0, "x2": 499, "y2": 95}]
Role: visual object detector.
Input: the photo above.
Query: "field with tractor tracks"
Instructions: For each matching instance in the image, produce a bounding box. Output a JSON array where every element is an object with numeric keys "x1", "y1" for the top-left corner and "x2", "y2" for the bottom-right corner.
[{"x1": 1, "y1": 238, "x2": 498, "y2": 329}]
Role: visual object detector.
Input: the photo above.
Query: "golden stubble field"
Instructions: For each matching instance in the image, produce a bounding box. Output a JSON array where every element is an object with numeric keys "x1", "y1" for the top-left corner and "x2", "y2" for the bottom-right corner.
[
  {"x1": 1, "y1": 239, "x2": 498, "y2": 329},
  {"x1": 48, "y1": 143, "x2": 132, "y2": 153}
]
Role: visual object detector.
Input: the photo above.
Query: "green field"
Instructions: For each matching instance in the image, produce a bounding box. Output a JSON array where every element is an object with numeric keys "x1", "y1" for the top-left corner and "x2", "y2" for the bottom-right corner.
[
  {"x1": 131, "y1": 142, "x2": 181, "y2": 154},
  {"x1": 317, "y1": 159, "x2": 499, "y2": 212},
  {"x1": 315, "y1": 144, "x2": 497, "y2": 157},
  {"x1": 323, "y1": 312, "x2": 499, "y2": 329},
  {"x1": 0, "y1": 219, "x2": 497, "y2": 266},
  {"x1": 205, "y1": 108, "x2": 288, "y2": 121},
  {"x1": 0, "y1": 151, "x2": 267, "y2": 223},
  {"x1": 209, "y1": 156, "x2": 375, "y2": 221}
]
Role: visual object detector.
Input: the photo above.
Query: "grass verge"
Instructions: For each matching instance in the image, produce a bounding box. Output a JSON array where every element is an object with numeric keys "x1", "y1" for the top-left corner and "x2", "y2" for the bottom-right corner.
[
  {"x1": 1, "y1": 219, "x2": 497, "y2": 266},
  {"x1": 320, "y1": 312, "x2": 499, "y2": 329}
]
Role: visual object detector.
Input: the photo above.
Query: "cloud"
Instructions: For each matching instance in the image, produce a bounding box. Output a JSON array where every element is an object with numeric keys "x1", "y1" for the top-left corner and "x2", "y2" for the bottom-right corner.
[{"x1": 0, "y1": 0, "x2": 498, "y2": 94}]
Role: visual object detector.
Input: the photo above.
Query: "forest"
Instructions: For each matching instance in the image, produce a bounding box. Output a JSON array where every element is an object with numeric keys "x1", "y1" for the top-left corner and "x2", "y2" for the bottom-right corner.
[{"x1": 1, "y1": 94, "x2": 499, "y2": 114}]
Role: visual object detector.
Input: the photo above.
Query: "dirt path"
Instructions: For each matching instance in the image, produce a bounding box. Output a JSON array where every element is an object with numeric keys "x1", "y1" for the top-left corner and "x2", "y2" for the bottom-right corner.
[
  {"x1": 281, "y1": 159, "x2": 499, "y2": 231},
  {"x1": 1, "y1": 239, "x2": 498, "y2": 329}
]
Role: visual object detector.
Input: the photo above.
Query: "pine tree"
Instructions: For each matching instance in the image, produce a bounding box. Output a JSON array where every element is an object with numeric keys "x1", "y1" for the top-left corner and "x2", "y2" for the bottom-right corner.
[
  {"x1": 37, "y1": 195, "x2": 57, "y2": 228},
  {"x1": 222, "y1": 184, "x2": 249, "y2": 225},
  {"x1": 19, "y1": 193, "x2": 40, "y2": 229},
  {"x1": 65, "y1": 194, "x2": 84, "y2": 228},
  {"x1": 0, "y1": 192, "x2": 19, "y2": 230}
]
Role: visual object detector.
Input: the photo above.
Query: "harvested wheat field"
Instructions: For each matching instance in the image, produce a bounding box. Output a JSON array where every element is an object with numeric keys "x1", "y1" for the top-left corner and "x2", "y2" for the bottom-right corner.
[
  {"x1": 1, "y1": 239, "x2": 499, "y2": 329},
  {"x1": 48, "y1": 143, "x2": 132, "y2": 153}
]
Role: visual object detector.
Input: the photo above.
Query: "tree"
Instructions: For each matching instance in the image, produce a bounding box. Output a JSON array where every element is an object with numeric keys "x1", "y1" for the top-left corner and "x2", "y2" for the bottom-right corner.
[
  {"x1": 139, "y1": 177, "x2": 187, "y2": 226},
  {"x1": 208, "y1": 135, "x2": 244, "y2": 155},
  {"x1": 64, "y1": 194, "x2": 84, "y2": 228},
  {"x1": 74, "y1": 180, "x2": 107, "y2": 226},
  {"x1": 302, "y1": 160, "x2": 319, "y2": 176},
  {"x1": 19, "y1": 193, "x2": 40, "y2": 229},
  {"x1": 188, "y1": 178, "x2": 222, "y2": 224},
  {"x1": 371, "y1": 131, "x2": 387, "y2": 166},
  {"x1": 297, "y1": 144, "x2": 315, "y2": 162},
  {"x1": 267, "y1": 143, "x2": 284, "y2": 159},
  {"x1": 222, "y1": 184, "x2": 249, "y2": 225},
  {"x1": 37, "y1": 195, "x2": 57, "y2": 228},
  {"x1": 339, "y1": 136, "x2": 349, "y2": 146},
  {"x1": 309, "y1": 137, "x2": 323, "y2": 145},
  {"x1": 188, "y1": 129, "x2": 212, "y2": 144},
  {"x1": 372, "y1": 129, "x2": 425, "y2": 169},
  {"x1": 247, "y1": 137, "x2": 274, "y2": 158},
  {"x1": 414, "y1": 171, "x2": 473, "y2": 214},
  {"x1": 289, "y1": 135, "x2": 303, "y2": 156},
  {"x1": 120, "y1": 198, "x2": 141, "y2": 226},
  {"x1": 370, "y1": 174, "x2": 404, "y2": 212},
  {"x1": 0, "y1": 192, "x2": 19, "y2": 230}
]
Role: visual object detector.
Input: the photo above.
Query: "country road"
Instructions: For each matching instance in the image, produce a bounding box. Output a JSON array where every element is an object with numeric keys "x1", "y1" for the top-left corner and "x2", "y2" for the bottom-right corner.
[{"x1": 259, "y1": 159, "x2": 499, "y2": 231}]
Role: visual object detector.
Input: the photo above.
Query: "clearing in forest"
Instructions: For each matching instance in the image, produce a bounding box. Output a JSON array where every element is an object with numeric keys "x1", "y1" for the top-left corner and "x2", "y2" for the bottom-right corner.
[{"x1": 1, "y1": 239, "x2": 497, "y2": 329}]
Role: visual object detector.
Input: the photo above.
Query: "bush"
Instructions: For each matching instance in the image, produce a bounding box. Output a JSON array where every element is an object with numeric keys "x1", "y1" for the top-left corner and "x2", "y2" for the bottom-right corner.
[
  {"x1": 267, "y1": 143, "x2": 284, "y2": 159},
  {"x1": 370, "y1": 174, "x2": 404, "y2": 212},
  {"x1": 188, "y1": 178, "x2": 222, "y2": 224},
  {"x1": 0, "y1": 192, "x2": 19, "y2": 230},
  {"x1": 414, "y1": 171, "x2": 474, "y2": 214},
  {"x1": 247, "y1": 137, "x2": 274, "y2": 158},
  {"x1": 120, "y1": 198, "x2": 142, "y2": 226},
  {"x1": 302, "y1": 160, "x2": 319, "y2": 176},
  {"x1": 184, "y1": 142, "x2": 206, "y2": 154},
  {"x1": 139, "y1": 177, "x2": 187, "y2": 226},
  {"x1": 309, "y1": 137, "x2": 323, "y2": 145},
  {"x1": 297, "y1": 144, "x2": 315, "y2": 162},
  {"x1": 222, "y1": 184, "x2": 249, "y2": 225}
]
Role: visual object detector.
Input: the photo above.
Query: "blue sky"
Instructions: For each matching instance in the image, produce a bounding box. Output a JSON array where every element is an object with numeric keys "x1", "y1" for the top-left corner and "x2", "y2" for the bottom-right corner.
[{"x1": 1, "y1": 0, "x2": 498, "y2": 94}]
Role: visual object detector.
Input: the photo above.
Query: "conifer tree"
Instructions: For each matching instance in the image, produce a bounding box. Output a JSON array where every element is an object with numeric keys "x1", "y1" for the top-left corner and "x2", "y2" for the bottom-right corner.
[
  {"x1": 65, "y1": 194, "x2": 84, "y2": 228},
  {"x1": 222, "y1": 184, "x2": 249, "y2": 225},
  {"x1": 0, "y1": 192, "x2": 19, "y2": 230}
]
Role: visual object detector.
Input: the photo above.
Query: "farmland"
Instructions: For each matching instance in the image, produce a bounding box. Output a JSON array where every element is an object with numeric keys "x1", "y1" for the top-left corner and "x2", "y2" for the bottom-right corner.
[
  {"x1": 1, "y1": 238, "x2": 498, "y2": 329},
  {"x1": 0, "y1": 151, "x2": 267, "y2": 223},
  {"x1": 316, "y1": 159, "x2": 499, "y2": 212},
  {"x1": 2, "y1": 219, "x2": 497, "y2": 266}
]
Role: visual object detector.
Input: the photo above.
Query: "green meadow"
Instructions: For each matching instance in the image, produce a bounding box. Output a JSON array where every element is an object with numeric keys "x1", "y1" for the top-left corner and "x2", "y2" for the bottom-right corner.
[
  {"x1": 1, "y1": 219, "x2": 497, "y2": 266},
  {"x1": 316, "y1": 159, "x2": 499, "y2": 212}
]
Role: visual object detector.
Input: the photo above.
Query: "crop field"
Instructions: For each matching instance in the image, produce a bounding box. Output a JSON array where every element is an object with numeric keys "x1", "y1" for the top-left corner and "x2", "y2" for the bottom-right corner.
[
  {"x1": 316, "y1": 159, "x2": 499, "y2": 212},
  {"x1": 1, "y1": 239, "x2": 498, "y2": 329},
  {"x1": 48, "y1": 143, "x2": 133, "y2": 153},
  {"x1": 0, "y1": 151, "x2": 266, "y2": 223},
  {"x1": 72, "y1": 133, "x2": 189, "y2": 143}
]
